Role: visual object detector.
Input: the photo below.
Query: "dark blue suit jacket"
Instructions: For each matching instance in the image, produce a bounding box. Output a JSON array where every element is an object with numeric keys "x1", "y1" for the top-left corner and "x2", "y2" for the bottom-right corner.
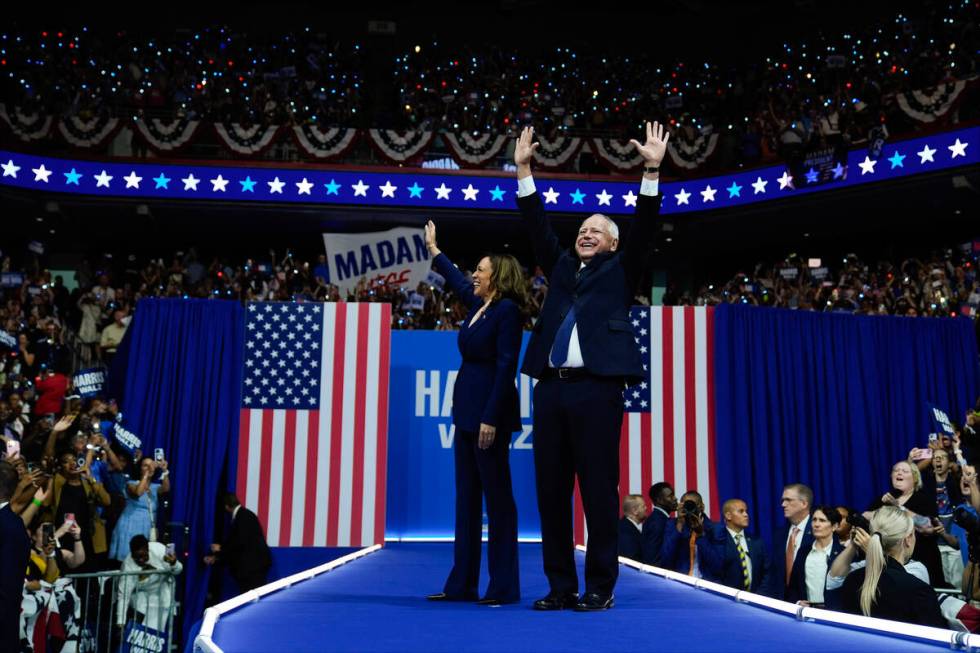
[
  {"x1": 773, "y1": 517, "x2": 815, "y2": 600},
  {"x1": 432, "y1": 253, "x2": 523, "y2": 433},
  {"x1": 786, "y1": 535, "x2": 845, "y2": 604},
  {"x1": 659, "y1": 517, "x2": 719, "y2": 577},
  {"x1": 1, "y1": 504, "x2": 31, "y2": 649},
  {"x1": 641, "y1": 508, "x2": 670, "y2": 566},
  {"x1": 618, "y1": 517, "x2": 644, "y2": 562},
  {"x1": 517, "y1": 189, "x2": 661, "y2": 385},
  {"x1": 705, "y1": 524, "x2": 775, "y2": 596}
]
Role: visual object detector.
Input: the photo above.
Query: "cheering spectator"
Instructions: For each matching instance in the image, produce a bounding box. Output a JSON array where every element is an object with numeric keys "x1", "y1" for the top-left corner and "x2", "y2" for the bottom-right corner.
[
  {"x1": 46, "y1": 451, "x2": 111, "y2": 572},
  {"x1": 99, "y1": 310, "x2": 129, "y2": 366},
  {"x1": 116, "y1": 535, "x2": 182, "y2": 632},
  {"x1": 33, "y1": 365, "x2": 70, "y2": 418},
  {"x1": 618, "y1": 494, "x2": 647, "y2": 563},
  {"x1": 109, "y1": 457, "x2": 170, "y2": 562}
]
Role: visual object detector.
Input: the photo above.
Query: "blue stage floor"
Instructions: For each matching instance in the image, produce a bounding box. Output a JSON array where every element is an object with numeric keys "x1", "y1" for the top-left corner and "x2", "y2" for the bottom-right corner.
[{"x1": 210, "y1": 543, "x2": 951, "y2": 652}]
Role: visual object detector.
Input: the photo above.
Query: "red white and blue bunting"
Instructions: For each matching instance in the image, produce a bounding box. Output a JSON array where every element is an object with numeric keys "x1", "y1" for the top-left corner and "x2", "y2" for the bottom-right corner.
[
  {"x1": 531, "y1": 133, "x2": 582, "y2": 169},
  {"x1": 895, "y1": 80, "x2": 968, "y2": 124},
  {"x1": 0, "y1": 104, "x2": 53, "y2": 142},
  {"x1": 591, "y1": 137, "x2": 645, "y2": 171},
  {"x1": 366, "y1": 129, "x2": 434, "y2": 163},
  {"x1": 292, "y1": 125, "x2": 358, "y2": 160},
  {"x1": 57, "y1": 114, "x2": 121, "y2": 149},
  {"x1": 667, "y1": 131, "x2": 719, "y2": 171},
  {"x1": 442, "y1": 131, "x2": 509, "y2": 167},
  {"x1": 214, "y1": 123, "x2": 280, "y2": 156},
  {"x1": 134, "y1": 116, "x2": 201, "y2": 154}
]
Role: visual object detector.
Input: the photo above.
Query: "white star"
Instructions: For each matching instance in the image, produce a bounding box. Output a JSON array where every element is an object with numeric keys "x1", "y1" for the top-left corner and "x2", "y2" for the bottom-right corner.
[
  {"x1": 542, "y1": 187, "x2": 560, "y2": 204},
  {"x1": 777, "y1": 171, "x2": 794, "y2": 189},
  {"x1": 244, "y1": 396, "x2": 252, "y2": 405},
  {"x1": 461, "y1": 183, "x2": 479, "y2": 201},
  {"x1": 123, "y1": 171, "x2": 142, "y2": 188},
  {"x1": 700, "y1": 185, "x2": 717, "y2": 203},
  {"x1": 296, "y1": 177, "x2": 314, "y2": 195},
  {"x1": 596, "y1": 189, "x2": 612, "y2": 206},
  {"x1": 858, "y1": 156, "x2": 877, "y2": 175},
  {"x1": 2, "y1": 159, "x2": 21, "y2": 178},
  {"x1": 640, "y1": 400, "x2": 648, "y2": 408},
  {"x1": 210, "y1": 174, "x2": 228, "y2": 192},
  {"x1": 674, "y1": 188, "x2": 691, "y2": 205},
  {"x1": 267, "y1": 177, "x2": 285, "y2": 194},
  {"x1": 352, "y1": 179, "x2": 370, "y2": 196},
  {"x1": 917, "y1": 145, "x2": 937, "y2": 164},
  {"x1": 182, "y1": 174, "x2": 200, "y2": 191},
  {"x1": 94, "y1": 170, "x2": 113, "y2": 188},
  {"x1": 751, "y1": 176, "x2": 768, "y2": 194},
  {"x1": 32, "y1": 164, "x2": 52, "y2": 183},
  {"x1": 434, "y1": 183, "x2": 452, "y2": 199},
  {"x1": 625, "y1": 400, "x2": 633, "y2": 408},
  {"x1": 949, "y1": 138, "x2": 969, "y2": 159},
  {"x1": 622, "y1": 190, "x2": 637, "y2": 207},
  {"x1": 379, "y1": 180, "x2": 397, "y2": 197}
]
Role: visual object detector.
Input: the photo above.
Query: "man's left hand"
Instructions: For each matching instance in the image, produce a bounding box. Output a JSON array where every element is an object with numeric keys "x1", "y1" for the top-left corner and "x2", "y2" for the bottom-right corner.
[
  {"x1": 629, "y1": 121, "x2": 670, "y2": 168},
  {"x1": 478, "y1": 423, "x2": 496, "y2": 450}
]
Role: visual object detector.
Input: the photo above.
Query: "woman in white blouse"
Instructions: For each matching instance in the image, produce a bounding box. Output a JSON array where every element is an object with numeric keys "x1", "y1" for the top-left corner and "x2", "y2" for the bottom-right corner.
[{"x1": 788, "y1": 504, "x2": 845, "y2": 607}]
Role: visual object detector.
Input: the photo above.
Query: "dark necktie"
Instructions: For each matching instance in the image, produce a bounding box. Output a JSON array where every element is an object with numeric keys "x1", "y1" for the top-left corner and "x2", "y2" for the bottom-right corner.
[{"x1": 550, "y1": 306, "x2": 576, "y2": 367}]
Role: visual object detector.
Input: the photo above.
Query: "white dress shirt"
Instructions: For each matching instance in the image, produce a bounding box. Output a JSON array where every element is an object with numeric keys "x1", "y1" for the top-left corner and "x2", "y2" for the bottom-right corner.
[
  {"x1": 804, "y1": 539, "x2": 831, "y2": 603},
  {"x1": 727, "y1": 527, "x2": 753, "y2": 587},
  {"x1": 516, "y1": 175, "x2": 660, "y2": 369}
]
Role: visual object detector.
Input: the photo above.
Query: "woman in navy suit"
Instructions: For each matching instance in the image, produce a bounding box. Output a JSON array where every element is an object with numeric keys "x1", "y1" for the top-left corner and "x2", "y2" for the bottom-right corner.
[{"x1": 424, "y1": 220, "x2": 527, "y2": 605}]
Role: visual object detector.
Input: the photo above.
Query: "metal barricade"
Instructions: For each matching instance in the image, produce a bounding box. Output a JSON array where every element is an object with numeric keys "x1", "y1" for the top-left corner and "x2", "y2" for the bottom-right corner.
[{"x1": 58, "y1": 568, "x2": 181, "y2": 653}]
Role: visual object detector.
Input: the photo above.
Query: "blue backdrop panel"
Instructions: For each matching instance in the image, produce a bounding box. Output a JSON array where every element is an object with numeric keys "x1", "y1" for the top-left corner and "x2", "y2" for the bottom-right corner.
[
  {"x1": 386, "y1": 330, "x2": 540, "y2": 540},
  {"x1": 113, "y1": 298, "x2": 244, "y2": 647},
  {"x1": 714, "y1": 303, "x2": 980, "y2": 553}
]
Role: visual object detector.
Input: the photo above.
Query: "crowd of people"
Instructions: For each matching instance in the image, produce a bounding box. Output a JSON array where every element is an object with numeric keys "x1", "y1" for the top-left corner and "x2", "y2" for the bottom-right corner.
[
  {"x1": 1, "y1": 0, "x2": 976, "y2": 171},
  {"x1": 618, "y1": 406, "x2": 980, "y2": 630},
  {"x1": 673, "y1": 244, "x2": 979, "y2": 319}
]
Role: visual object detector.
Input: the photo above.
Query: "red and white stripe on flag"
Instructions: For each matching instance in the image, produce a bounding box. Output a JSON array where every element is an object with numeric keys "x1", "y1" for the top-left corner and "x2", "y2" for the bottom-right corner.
[
  {"x1": 236, "y1": 302, "x2": 391, "y2": 547},
  {"x1": 575, "y1": 306, "x2": 717, "y2": 546}
]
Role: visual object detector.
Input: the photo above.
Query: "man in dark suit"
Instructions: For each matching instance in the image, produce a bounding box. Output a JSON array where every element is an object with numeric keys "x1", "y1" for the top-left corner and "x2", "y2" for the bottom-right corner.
[
  {"x1": 0, "y1": 461, "x2": 31, "y2": 651},
  {"x1": 642, "y1": 482, "x2": 677, "y2": 566},
  {"x1": 205, "y1": 493, "x2": 272, "y2": 593},
  {"x1": 707, "y1": 498, "x2": 774, "y2": 596},
  {"x1": 659, "y1": 491, "x2": 718, "y2": 577},
  {"x1": 773, "y1": 483, "x2": 814, "y2": 600},
  {"x1": 514, "y1": 123, "x2": 670, "y2": 611},
  {"x1": 618, "y1": 494, "x2": 647, "y2": 562}
]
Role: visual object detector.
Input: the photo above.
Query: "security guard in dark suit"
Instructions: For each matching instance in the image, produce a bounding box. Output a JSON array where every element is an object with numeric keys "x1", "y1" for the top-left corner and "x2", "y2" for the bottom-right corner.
[{"x1": 514, "y1": 122, "x2": 669, "y2": 611}]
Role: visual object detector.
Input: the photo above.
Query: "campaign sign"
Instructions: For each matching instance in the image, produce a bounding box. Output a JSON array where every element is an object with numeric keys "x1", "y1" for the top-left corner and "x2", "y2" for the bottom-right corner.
[
  {"x1": 73, "y1": 368, "x2": 106, "y2": 398},
  {"x1": 114, "y1": 421, "x2": 143, "y2": 453},
  {"x1": 0, "y1": 330, "x2": 16, "y2": 349},
  {"x1": 323, "y1": 227, "x2": 431, "y2": 296},
  {"x1": 386, "y1": 330, "x2": 540, "y2": 540},
  {"x1": 930, "y1": 403, "x2": 955, "y2": 436},
  {"x1": 119, "y1": 621, "x2": 167, "y2": 653}
]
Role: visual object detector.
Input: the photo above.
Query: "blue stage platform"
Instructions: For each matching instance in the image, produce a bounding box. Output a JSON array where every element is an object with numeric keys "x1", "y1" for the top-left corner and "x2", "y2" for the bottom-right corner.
[{"x1": 204, "y1": 543, "x2": 959, "y2": 653}]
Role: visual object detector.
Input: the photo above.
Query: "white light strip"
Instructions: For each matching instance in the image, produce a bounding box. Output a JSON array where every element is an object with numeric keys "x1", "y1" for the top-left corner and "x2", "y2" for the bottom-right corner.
[
  {"x1": 193, "y1": 544, "x2": 382, "y2": 653},
  {"x1": 613, "y1": 551, "x2": 963, "y2": 644},
  {"x1": 387, "y1": 536, "x2": 544, "y2": 543}
]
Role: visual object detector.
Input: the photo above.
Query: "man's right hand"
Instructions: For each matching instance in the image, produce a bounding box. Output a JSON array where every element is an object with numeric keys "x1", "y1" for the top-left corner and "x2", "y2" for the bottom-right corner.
[
  {"x1": 514, "y1": 126, "x2": 539, "y2": 174},
  {"x1": 203, "y1": 555, "x2": 216, "y2": 565},
  {"x1": 210, "y1": 543, "x2": 221, "y2": 553}
]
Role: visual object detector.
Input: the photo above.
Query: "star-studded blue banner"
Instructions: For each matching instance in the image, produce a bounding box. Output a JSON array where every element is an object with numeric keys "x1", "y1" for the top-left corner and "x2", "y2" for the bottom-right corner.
[{"x1": 0, "y1": 127, "x2": 976, "y2": 215}]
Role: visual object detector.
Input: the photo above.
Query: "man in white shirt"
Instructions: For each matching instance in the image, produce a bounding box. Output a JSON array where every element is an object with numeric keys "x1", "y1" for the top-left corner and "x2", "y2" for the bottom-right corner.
[
  {"x1": 116, "y1": 535, "x2": 183, "y2": 632},
  {"x1": 514, "y1": 123, "x2": 669, "y2": 612},
  {"x1": 776, "y1": 483, "x2": 814, "y2": 600}
]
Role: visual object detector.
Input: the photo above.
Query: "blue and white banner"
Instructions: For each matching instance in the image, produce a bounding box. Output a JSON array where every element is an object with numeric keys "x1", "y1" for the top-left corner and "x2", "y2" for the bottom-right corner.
[
  {"x1": 322, "y1": 227, "x2": 431, "y2": 295},
  {"x1": 72, "y1": 368, "x2": 105, "y2": 398},
  {"x1": 0, "y1": 126, "x2": 976, "y2": 215},
  {"x1": 385, "y1": 331, "x2": 540, "y2": 540},
  {"x1": 119, "y1": 621, "x2": 167, "y2": 653},
  {"x1": 930, "y1": 403, "x2": 955, "y2": 436}
]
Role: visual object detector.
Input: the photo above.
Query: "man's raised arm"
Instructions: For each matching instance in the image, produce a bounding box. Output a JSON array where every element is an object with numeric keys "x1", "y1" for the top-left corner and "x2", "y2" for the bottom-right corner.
[
  {"x1": 515, "y1": 126, "x2": 562, "y2": 276},
  {"x1": 623, "y1": 120, "x2": 670, "y2": 288}
]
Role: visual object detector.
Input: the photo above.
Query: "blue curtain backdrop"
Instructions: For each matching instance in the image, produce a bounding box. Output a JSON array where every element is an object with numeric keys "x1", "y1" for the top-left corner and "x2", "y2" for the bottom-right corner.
[
  {"x1": 714, "y1": 303, "x2": 980, "y2": 553},
  {"x1": 112, "y1": 298, "x2": 244, "y2": 646}
]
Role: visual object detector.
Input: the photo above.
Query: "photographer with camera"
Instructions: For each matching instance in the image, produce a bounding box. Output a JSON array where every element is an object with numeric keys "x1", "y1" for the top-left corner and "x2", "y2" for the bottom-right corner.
[{"x1": 659, "y1": 491, "x2": 718, "y2": 578}]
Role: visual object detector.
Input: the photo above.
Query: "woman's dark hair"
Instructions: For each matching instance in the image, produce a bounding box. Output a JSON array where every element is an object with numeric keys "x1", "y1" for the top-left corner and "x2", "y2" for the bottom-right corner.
[
  {"x1": 813, "y1": 504, "x2": 843, "y2": 526},
  {"x1": 486, "y1": 254, "x2": 530, "y2": 313}
]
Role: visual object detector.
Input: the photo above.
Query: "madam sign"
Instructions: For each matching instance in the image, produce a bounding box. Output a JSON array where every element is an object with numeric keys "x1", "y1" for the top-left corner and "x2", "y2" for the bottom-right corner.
[{"x1": 323, "y1": 227, "x2": 431, "y2": 295}]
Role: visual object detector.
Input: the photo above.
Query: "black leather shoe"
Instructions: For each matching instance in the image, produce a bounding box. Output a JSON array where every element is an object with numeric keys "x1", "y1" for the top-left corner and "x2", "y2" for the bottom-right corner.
[
  {"x1": 533, "y1": 592, "x2": 579, "y2": 610},
  {"x1": 476, "y1": 597, "x2": 504, "y2": 606},
  {"x1": 574, "y1": 592, "x2": 614, "y2": 611}
]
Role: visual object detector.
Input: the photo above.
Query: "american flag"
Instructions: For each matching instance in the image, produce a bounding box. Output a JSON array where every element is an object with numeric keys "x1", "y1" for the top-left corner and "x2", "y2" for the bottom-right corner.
[
  {"x1": 575, "y1": 306, "x2": 718, "y2": 545},
  {"x1": 236, "y1": 302, "x2": 391, "y2": 547}
]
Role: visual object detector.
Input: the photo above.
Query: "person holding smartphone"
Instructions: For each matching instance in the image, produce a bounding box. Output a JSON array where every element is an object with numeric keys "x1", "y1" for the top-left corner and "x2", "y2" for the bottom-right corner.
[
  {"x1": 422, "y1": 220, "x2": 525, "y2": 606},
  {"x1": 49, "y1": 451, "x2": 111, "y2": 571},
  {"x1": 109, "y1": 456, "x2": 169, "y2": 561},
  {"x1": 865, "y1": 460, "x2": 946, "y2": 587}
]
